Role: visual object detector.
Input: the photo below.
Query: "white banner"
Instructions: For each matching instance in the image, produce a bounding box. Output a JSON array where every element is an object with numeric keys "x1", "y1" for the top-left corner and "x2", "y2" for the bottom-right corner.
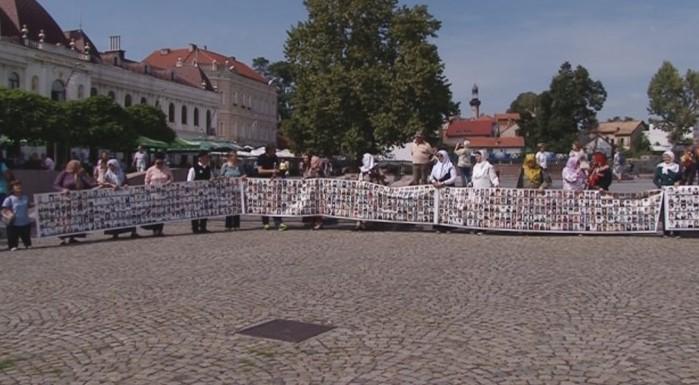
[
  {"x1": 663, "y1": 186, "x2": 699, "y2": 231},
  {"x1": 36, "y1": 178, "x2": 665, "y2": 237}
]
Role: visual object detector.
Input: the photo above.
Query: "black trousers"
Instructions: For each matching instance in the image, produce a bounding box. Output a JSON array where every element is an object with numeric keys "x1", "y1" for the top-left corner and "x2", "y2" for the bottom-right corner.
[
  {"x1": 192, "y1": 219, "x2": 208, "y2": 233},
  {"x1": 225, "y1": 215, "x2": 240, "y2": 229},
  {"x1": 7, "y1": 224, "x2": 31, "y2": 249},
  {"x1": 143, "y1": 224, "x2": 164, "y2": 233}
]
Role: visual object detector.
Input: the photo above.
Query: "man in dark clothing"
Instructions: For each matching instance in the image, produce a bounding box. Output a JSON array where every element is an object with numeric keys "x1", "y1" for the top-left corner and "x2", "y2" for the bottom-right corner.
[
  {"x1": 187, "y1": 151, "x2": 213, "y2": 233},
  {"x1": 257, "y1": 144, "x2": 287, "y2": 231}
]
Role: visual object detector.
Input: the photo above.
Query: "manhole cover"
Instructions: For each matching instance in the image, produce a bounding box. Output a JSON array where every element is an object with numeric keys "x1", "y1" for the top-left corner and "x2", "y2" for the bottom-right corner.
[{"x1": 238, "y1": 319, "x2": 335, "y2": 343}]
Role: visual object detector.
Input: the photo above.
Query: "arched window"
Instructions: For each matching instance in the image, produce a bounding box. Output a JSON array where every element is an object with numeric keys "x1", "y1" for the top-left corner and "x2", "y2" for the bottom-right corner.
[
  {"x1": 168, "y1": 103, "x2": 175, "y2": 123},
  {"x1": 8, "y1": 72, "x2": 20, "y2": 89},
  {"x1": 194, "y1": 108, "x2": 200, "y2": 127},
  {"x1": 140, "y1": 97, "x2": 147, "y2": 105},
  {"x1": 107, "y1": 91, "x2": 116, "y2": 100},
  {"x1": 206, "y1": 110, "x2": 213, "y2": 135},
  {"x1": 90, "y1": 87, "x2": 98, "y2": 97},
  {"x1": 181, "y1": 105, "x2": 188, "y2": 125},
  {"x1": 77, "y1": 85, "x2": 85, "y2": 99},
  {"x1": 124, "y1": 94, "x2": 132, "y2": 107},
  {"x1": 31, "y1": 76, "x2": 39, "y2": 92},
  {"x1": 51, "y1": 80, "x2": 66, "y2": 101}
]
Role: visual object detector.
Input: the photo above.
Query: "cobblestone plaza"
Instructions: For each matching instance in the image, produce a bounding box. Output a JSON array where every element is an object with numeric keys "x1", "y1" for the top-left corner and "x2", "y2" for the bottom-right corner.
[{"x1": 1, "y1": 223, "x2": 698, "y2": 384}]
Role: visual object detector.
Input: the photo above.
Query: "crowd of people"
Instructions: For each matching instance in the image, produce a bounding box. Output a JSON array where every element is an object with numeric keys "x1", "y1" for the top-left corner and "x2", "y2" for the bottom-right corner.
[{"x1": 1, "y1": 134, "x2": 699, "y2": 250}]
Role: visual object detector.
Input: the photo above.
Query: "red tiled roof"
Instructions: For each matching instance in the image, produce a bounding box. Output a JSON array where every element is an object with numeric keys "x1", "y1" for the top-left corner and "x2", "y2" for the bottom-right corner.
[
  {"x1": 464, "y1": 136, "x2": 525, "y2": 149},
  {"x1": 495, "y1": 113, "x2": 520, "y2": 121},
  {"x1": 118, "y1": 62, "x2": 214, "y2": 91},
  {"x1": 445, "y1": 117, "x2": 495, "y2": 137},
  {"x1": 143, "y1": 46, "x2": 267, "y2": 84},
  {"x1": 592, "y1": 120, "x2": 645, "y2": 136},
  {"x1": 0, "y1": 0, "x2": 67, "y2": 45}
]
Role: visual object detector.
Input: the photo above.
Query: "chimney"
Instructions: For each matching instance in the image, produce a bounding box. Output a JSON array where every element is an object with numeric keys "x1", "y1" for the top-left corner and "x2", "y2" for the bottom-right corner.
[
  {"x1": 176, "y1": 57, "x2": 183, "y2": 67},
  {"x1": 188, "y1": 43, "x2": 197, "y2": 53},
  {"x1": 160, "y1": 48, "x2": 170, "y2": 55},
  {"x1": 109, "y1": 35, "x2": 121, "y2": 51}
]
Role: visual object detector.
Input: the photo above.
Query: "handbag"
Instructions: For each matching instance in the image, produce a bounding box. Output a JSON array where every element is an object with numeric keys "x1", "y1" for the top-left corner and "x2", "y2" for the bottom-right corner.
[{"x1": 1, "y1": 210, "x2": 15, "y2": 225}]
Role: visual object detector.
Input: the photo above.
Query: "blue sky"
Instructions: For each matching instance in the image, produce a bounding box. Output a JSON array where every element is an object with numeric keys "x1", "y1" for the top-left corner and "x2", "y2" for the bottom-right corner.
[{"x1": 41, "y1": 0, "x2": 699, "y2": 121}]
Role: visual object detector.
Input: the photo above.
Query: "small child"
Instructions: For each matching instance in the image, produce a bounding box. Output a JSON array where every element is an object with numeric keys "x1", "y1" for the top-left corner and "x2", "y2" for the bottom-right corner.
[{"x1": 2, "y1": 180, "x2": 32, "y2": 251}]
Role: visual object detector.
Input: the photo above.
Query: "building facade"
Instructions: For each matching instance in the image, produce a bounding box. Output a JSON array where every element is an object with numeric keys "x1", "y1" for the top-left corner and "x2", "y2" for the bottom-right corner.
[{"x1": 0, "y1": 0, "x2": 279, "y2": 145}]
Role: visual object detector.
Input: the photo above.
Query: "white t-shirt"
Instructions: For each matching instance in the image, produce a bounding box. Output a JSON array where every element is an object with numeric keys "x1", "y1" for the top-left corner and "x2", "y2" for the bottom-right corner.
[{"x1": 133, "y1": 152, "x2": 147, "y2": 167}]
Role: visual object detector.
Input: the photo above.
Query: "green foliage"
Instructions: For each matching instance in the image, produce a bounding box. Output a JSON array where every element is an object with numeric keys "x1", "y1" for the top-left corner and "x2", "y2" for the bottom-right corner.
[
  {"x1": 510, "y1": 62, "x2": 607, "y2": 153},
  {"x1": 253, "y1": 58, "x2": 295, "y2": 122},
  {"x1": 126, "y1": 104, "x2": 175, "y2": 143},
  {"x1": 0, "y1": 88, "x2": 62, "y2": 144},
  {"x1": 282, "y1": 0, "x2": 457, "y2": 159},
  {"x1": 64, "y1": 96, "x2": 137, "y2": 151},
  {"x1": 647, "y1": 61, "x2": 699, "y2": 144},
  {"x1": 629, "y1": 132, "x2": 652, "y2": 156}
]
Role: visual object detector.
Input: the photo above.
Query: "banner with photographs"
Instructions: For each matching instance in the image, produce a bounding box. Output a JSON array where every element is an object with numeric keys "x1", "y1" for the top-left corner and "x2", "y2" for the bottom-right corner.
[
  {"x1": 316, "y1": 179, "x2": 436, "y2": 225},
  {"x1": 244, "y1": 178, "x2": 319, "y2": 217},
  {"x1": 36, "y1": 178, "x2": 243, "y2": 238},
  {"x1": 438, "y1": 188, "x2": 664, "y2": 234},
  {"x1": 663, "y1": 186, "x2": 699, "y2": 231}
]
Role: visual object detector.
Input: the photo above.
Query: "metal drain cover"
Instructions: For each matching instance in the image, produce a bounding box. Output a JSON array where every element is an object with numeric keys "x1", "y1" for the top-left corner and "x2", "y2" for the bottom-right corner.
[{"x1": 238, "y1": 319, "x2": 335, "y2": 343}]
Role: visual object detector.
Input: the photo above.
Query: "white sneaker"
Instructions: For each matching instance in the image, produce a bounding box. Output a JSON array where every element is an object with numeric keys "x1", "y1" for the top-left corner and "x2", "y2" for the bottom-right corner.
[{"x1": 10, "y1": 247, "x2": 18, "y2": 252}]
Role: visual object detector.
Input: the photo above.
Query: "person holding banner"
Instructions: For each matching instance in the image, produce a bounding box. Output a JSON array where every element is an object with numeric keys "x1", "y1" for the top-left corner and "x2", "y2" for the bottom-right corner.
[
  {"x1": 680, "y1": 148, "x2": 696, "y2": 185},
  {"x1": 187, "y1": 151, "x2": 214, "y2": 234},
  {"x1": 588, "y1": 152, "x2": 613, "y2": 191},
  {"x1": 654, "y1": 151, "x2": 681, "y2": 188},
  {"x1": 142, "y1": 153, "x2": 174, "y2": 236},
  {"x1": 54, "y1": 160, "x2": 98, "y2": 245},
  {"x1": 517, "y1": 154, "x2": 549, "y2": 190},
  {"x1": 220, "y1": 151, "x2": 244, "y2": 231},
  {"x1": 470, "y1": 151, "x2": 499, "y2": 188},
  {"x1": 431, "y1": 150, "x2": 457, "y2": 233},
  {"x1": 102, "y1": 159, "x2": 140, "y2": 239},
  {"x1": 562, "y1": 157, "x2": 586, "y2": 191},
  {"x1": 257, "y1": 145, "x2": 287, "y2": 231},
  {"x1": 303, "y1": 153, "x2": 324, "y2": 230}
]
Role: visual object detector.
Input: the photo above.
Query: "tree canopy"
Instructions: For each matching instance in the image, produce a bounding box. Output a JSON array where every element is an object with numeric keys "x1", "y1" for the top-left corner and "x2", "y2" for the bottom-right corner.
[
  {"x1": 509, "y1": 62, "x2": 607, "y2": 153},
  {"x1": 647, "y1": 61, "x2": 699, "y2": 144},
  {"x1": 282, "y1": 0, "x2": 458, "y2": 159}
]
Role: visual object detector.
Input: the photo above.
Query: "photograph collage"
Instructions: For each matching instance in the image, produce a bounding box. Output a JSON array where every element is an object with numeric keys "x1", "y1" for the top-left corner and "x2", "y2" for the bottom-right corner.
[
  {"x1": 315, "y1": 180, "x2": 436, "y2": 224},
  {"x1": 664, "y1": 186, "x2": 699, "y2": 231},
  {"x1": 243, "y1": 178, "x2": 319, "y2": 217},
  {"x1": 36, "y1": 178, "x2": 243, "y2": 237},
  {"x1": 438, "y1": 188, "x2": 663, "y2": 233}
]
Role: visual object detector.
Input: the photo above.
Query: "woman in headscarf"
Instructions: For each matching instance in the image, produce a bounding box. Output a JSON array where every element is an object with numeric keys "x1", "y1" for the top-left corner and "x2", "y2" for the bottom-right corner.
[
  {"x1": 430, "y1": 150, "x2": 457, "y2": 233},
  {"x1": 142, "y1": 153, "x2": 174, "y2": 236},
  {"x1": 654, "y1": 151, "x2": 681, "y2": 187},
  {"x1": 588, "y1": 152, "x2": 613, "y2": 191},
  {"x1": 53, "y1": 160, "x2": 98, "y2": 245},
  {"x1": 359, "y1": 153, "x2": 377, "y2": 181},
  {"x1": 303, "y1": 153, "x2": 324, "y2": 230},
  {"x1": 516, "y1": 154, "x2": 549, "y2": 189},
  {"x1": 102, "y1": 159, "x2": 139, "y2": 239},
  {"x1": 470, "y1": 151, "x2": 499, "y2": 188},
  {"x1": 562, "y1": 157, "x2": 586, "y2": 191}
]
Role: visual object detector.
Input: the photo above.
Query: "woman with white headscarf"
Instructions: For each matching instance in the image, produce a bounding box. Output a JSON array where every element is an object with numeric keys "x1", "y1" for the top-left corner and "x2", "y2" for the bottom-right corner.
[
  {"x1": 470, "y1": 151, "x2": 499, "y2": 188},
  {"x1": 562, "y1": 157, "x2": 586, "y2": 191},
  {"x1": 359, "y1": 153, "x2": 383, "y2": 184},
  {"x1": 654, "y1": 151, "x2": 681, "y2": 187},
  {"x1": 102, "y1": 159, "x2": 140, "y2": 239},
  {"x1": 429, "y1": 150, "x2": 457, "y2": 187}
]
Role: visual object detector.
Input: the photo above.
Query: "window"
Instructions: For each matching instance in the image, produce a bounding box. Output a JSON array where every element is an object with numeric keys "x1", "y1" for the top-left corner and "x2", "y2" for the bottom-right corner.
[
  {"x1": 31, "y1": 76, "x2": 39, "y2": 92},
  {"x1": 90, "y1": 87, "x2": 98, "y2": 97},
  {"x1": 168, "y1": 103, "x2": 175, "y2": 123},
  {"x1": 124, "y1": 94, "x2": 132, "y2": 107},
  {"x1": 107, "y1": 91, "x2": 116, "y2": 100},
  {"x1": 206, "y1": 110, "x2": 213, "y2": 135},
  {"x1": 140, "y1": 97, "x2": 147, "y2": 105},
  {"x1": 51, "y1": 80, "x2": 66, "y2": 101},
  {"x1": 77, "y1": 85, "x2": 85, "y2": 99},
  {"x1": 194, "y1": 108, "x2": 199, "y2": 126},
  {"x1": 181, "y1": 105, "x2": 188, "y2": 125},
  {"x1": 8, "y1": 72, "x2": 20, "y2": 89}
]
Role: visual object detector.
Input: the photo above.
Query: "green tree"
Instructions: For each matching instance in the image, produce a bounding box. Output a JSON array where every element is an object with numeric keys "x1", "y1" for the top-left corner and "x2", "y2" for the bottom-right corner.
[
  {"x1": 283, "y1": 0, "x2": 457, "y2": 159},
  {"x1": 126, "y1": 104, "x2": 175, "y2": 143},
  {"x1": 647, "y1": 61, "x2": 699, "y2": 144},
  {"x1": 65, "y1": 96, "x2": 137, "y2": 151},
  {"x1": 252, "y1": 57, "x2": 295, "y2": 121},
  {"x1": 0, "y1": 88, "x2": 62, "y2": 144},
  {"x1": 509, "y1": 62, "x2": 607, "y2": 152}
]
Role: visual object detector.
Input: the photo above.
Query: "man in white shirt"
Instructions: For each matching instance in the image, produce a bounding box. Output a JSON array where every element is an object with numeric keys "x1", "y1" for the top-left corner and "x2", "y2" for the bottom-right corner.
[
  {"x1": 535, "y1": 143, "x2": 548, "y2": 170},
  {"x1": 187, "y1": 151, "x2": 214, "y2": 233},
  {"x1": 132, "y1": 146, "x2": 148, "y2": 173}
]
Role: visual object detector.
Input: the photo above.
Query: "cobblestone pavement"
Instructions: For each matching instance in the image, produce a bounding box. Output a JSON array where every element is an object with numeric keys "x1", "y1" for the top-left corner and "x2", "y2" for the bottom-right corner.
[{"x1": 1, "y1": 222, "x2": 699, "y2": 385}]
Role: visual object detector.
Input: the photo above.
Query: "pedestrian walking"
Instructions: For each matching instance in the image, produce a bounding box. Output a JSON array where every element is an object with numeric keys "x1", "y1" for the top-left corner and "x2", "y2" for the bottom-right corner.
[
  {"x1": 410, "y1": 132, "x2": 433, "y2": 185},
  {"x1": 2, "y1": 181, "x2": 32, "y2": 251},
  {"x1": 132, "y1": 146, "x2": 148, "y2": 173},
  {"x1": 187, "y1": 151, "x2": 214, "y2": 234}
]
